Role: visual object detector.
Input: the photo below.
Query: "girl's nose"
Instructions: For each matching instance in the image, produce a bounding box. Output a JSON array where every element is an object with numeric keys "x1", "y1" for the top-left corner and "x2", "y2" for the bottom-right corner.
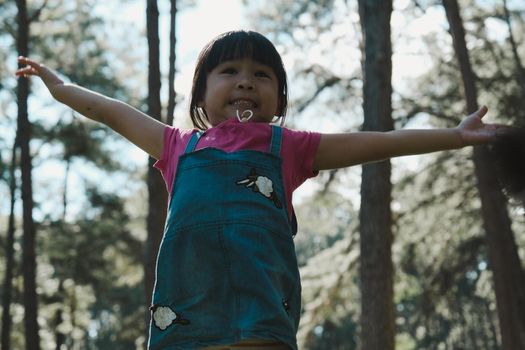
[{"x1": 236, "y1": 75, "x2": 254, "y2": 90}]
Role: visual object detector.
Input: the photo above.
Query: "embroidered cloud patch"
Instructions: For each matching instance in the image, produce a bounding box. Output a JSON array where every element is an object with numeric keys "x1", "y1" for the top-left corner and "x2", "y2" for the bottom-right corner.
[
  {"x1": 236, "y1": 168, "x2": 283, "y2": 209},
  {"x1": 150, "y1": 305, "x2": 190, "y2": 330}
]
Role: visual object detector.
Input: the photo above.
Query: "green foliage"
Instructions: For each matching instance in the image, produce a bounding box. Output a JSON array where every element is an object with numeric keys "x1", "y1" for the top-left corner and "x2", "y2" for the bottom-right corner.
[
  {"x1": 246, "y1": 0, "x2": 363, "y2": 130},
  {"x1": 27, "y1": 0, "x2": 135, "y2": 101},
  {"x1": 1, "y1": 0, "x2": 147, "y2": 348},
  {"x1": 247, "y1": 0, "x2": 525, "y2": 349},
  {"x1": 51, "y1": 118, "x2": 119, "y2": 170},
  {"x1": 297, "y1": 230, "x2": 360, "y2": 349},
  {"x1": 295, "y1": 181, "x2": 358, "y2": 266},
  {"x1": 39, "y1": 186, "x2": 144, "y2": 347},
  {"x1": 294, "y1": 173, "x2": 361, "y2": 349}
]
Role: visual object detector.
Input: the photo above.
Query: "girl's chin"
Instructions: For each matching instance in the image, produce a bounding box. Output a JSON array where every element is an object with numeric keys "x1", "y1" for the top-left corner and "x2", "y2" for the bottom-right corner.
[{"x1": 249, "y1": 115, "x2": 274, "y2": 123}]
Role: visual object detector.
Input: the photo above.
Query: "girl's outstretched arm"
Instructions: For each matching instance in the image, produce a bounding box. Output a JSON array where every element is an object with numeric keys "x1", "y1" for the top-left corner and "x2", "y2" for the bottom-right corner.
[
  {"x1": 15, "y1": 56, "x2": 166, "y2": 160},
  {"x1": 313, "y1": 106, "x2": 506, "y2": 171}
]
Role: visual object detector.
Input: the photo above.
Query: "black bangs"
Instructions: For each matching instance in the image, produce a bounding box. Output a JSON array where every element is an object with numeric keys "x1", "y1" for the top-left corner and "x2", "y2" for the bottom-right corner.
[{"x1": 203, "y1": 31, "x2": 283, "y2": 75}]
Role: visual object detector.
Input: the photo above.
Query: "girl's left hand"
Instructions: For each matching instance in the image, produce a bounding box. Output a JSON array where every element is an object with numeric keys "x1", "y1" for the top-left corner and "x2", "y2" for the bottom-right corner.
[{"x1": 457, "y1": 106, "x2": 509, "y2": 145}]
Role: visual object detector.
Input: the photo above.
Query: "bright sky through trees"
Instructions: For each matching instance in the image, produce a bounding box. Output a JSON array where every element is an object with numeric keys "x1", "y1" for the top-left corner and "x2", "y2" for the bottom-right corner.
[{"x1": 3, "y1": 0, "x2": 517, "y2": 217}]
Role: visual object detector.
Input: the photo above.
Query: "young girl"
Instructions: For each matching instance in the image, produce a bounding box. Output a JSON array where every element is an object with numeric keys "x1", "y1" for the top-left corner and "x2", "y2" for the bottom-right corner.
[{"x1": 16, "y1": 30, "x2": 504, "y2": 350}]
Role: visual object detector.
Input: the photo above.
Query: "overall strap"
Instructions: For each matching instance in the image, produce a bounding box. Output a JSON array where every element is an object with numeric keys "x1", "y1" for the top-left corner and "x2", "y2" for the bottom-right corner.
[
  {"x1": 184, "y1": 131, "x2": 204, "y2": 154},
  {"x1": 269, "y1": 125, "x2": 282, "y2": 156}
]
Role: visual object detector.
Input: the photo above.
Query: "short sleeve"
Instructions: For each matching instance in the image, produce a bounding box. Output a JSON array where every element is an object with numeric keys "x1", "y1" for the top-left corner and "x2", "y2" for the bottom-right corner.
[
  {"x1": 281, "y1": 128, "x2": 321, "y2": 192},
  {"x1": 153, "y1": 126, "x2": 173, "y2": 173},
  {"x1": 153, "y1": 126, "x2": 194, "y2": 194}
]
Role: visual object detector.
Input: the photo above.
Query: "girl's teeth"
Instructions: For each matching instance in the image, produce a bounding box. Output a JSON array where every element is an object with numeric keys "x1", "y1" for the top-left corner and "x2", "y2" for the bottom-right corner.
[{"x1": 233, "y1": 100, "x2": 254, "y2": 108}]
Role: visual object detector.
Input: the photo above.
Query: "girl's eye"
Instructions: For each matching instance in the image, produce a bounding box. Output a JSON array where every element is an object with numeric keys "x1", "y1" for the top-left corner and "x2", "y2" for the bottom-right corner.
[
  {"x1": 221, "y1": 68, "x2": 237, "y2": 74},
  {"x1": 255, "y1": 71, "x2": 271, "y2": 78}
]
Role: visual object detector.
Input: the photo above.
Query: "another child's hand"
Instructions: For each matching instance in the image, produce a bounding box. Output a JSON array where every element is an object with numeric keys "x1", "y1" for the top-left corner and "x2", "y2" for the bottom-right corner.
[
  {"x1": 15, "y1": 56, "x2": 64, "y2": 96},
  {"x1": 457, "y1": 106, "x2": 508, "y2": 145}
]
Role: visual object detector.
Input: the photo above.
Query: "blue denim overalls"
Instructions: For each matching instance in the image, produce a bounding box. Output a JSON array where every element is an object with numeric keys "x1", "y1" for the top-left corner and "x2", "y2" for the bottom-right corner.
[{"x1": 148, "y1": 125, "x2": 300, "y2": 350}]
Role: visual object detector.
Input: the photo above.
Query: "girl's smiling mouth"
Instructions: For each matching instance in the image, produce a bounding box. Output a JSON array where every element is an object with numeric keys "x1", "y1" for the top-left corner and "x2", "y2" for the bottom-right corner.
[{"x1": 230, "y1": 99, "x2": 257, "y2": 109}]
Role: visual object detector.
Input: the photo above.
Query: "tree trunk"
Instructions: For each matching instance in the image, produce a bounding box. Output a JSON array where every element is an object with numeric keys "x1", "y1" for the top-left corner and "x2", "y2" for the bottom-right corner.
[
  {"x1": 1, "y1": 139, "x2": 18, "y2": 350},
  {"x1": 62, "y1": 159, "x2": 71, "y2": 220},
  {"x1": 16, "y1": 0, "x2": 40, "y2": 349},
  {"x1": 502, "y1": 0, "x2": 525, "y2": 94},
  {"x1": 53, "y1": 280, "x2": 66, "y2": 350},
  {"x1": 145, "y1": 0, "x2": 167, "y2": 343},
  {"x1": 54, "y1": 162, "x2": 71, "y2": 350},
  {"x1": 442, "y1": 1, "x2": 525, "y2": 348},
  {"x1": 166, "y1": 0, "x2": 177, "y2": 127},
  {"x1": 357, "y1": 1, "x2": 395, "y2": 349}
]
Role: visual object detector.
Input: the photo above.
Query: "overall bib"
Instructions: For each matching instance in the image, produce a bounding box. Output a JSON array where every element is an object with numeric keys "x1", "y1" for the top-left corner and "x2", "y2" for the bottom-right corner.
[{"x1": 149, "y1": 126, "x2": 301, "y2": 350}]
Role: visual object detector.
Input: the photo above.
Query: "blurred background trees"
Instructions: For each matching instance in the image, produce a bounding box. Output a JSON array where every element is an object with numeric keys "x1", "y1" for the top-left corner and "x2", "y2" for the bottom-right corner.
[{"x1": 1, "y1": 0, "x2": 524, "y2": 349}]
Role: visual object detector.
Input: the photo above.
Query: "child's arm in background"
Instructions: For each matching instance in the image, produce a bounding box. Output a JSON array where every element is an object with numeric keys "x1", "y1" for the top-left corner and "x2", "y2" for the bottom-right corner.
[
  {"x1": 15, "y1": 56, "x2": 166, "y2": 160},
  {"x1": 313, "y1": 106, "x2": 505, "y2": 171}
]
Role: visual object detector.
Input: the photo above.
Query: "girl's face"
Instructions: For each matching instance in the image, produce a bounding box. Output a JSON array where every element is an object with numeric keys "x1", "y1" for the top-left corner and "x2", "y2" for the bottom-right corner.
[{"x1": 200, "y1": 58, "x2": 279, "y2": 126}]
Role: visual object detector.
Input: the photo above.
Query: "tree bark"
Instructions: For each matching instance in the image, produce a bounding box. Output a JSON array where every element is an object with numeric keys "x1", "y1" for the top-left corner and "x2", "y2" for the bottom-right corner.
[
  {"x1": 357, "y1": 1, "x2": 395, "y2": 349},
  {"x1": 166, "y1": 0, "x2": 177, "y2": 127},
  {"x1": 443, "y1": 1, "x2": 525, "y2": 348},
  {"x1": 502, "y1": 0, "x2": 525, "y2": 94},
  {"x1": 53, "y1": 162, "x2": 71, "y2": 350},
  {"x1": 1, "y1": 139, "x2": 18, "y2": 350},
  {"x1": 53, "y1": 280, "x2": 66, "y2": 350},
  {"x1": 16, "y1": 0, "x2": 40, "y2": 348},
  {"x1": 145, "y1": 0, "x2": 167, "y2": 343}
]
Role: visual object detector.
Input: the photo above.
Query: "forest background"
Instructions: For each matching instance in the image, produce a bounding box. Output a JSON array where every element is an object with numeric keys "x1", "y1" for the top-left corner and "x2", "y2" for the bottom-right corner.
[{"x1": 1, "y1": 0, "x2": 525, "y2": 349}]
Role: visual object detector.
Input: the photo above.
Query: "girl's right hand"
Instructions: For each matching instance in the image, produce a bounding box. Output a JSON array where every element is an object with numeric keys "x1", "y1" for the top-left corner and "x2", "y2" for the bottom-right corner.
[{"x1": 16, "y1": 56, "x2": 64, "y2": 95}]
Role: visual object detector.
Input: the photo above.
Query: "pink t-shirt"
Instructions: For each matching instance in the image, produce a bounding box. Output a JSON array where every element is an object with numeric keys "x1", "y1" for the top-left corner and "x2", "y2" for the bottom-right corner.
[{"x1": 154, "y1": 118, "x2": 321, "y2": 214}]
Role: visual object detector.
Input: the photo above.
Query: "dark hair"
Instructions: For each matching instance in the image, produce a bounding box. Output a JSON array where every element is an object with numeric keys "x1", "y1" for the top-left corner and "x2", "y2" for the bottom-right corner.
[
  {"x1": 189, "y1": 30, "x2": 288, "y2": 130},
  {"x1": 490, "y1": 127, "x2": 525, "y2": 200}
]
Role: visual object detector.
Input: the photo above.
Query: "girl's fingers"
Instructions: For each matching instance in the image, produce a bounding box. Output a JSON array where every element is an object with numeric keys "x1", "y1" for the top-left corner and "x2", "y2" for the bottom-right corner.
[
  {"x1": 15, "y1": 68, "x2": 37, "y2": 78},
  {"x1": 18, "y1": 56, "x2": 38, "y2": 67},
  {"x1": 16, "y1": 57, "x2": 63, "y2": 85},
  {"x1": 16, "y1": 57, "x2": 40, "y2": 77},
  {"x1": 480, "y1": 105, "x2": 488, "y2": 117},
  {"x1": 17, "y1": 57, "x2": 47, "y2": 76},
  {"x1": 473, "y1": 105, "x2": 488, "y2": 119},
  {"x1": 17, "y1": 56, "x2": 32, "y2": 69}
]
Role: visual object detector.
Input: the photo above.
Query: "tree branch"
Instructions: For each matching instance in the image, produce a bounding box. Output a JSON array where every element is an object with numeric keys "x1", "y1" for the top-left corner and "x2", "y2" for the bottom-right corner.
[{"x1": 29, "y1": 0, "x2": 48, "y2": 23}]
